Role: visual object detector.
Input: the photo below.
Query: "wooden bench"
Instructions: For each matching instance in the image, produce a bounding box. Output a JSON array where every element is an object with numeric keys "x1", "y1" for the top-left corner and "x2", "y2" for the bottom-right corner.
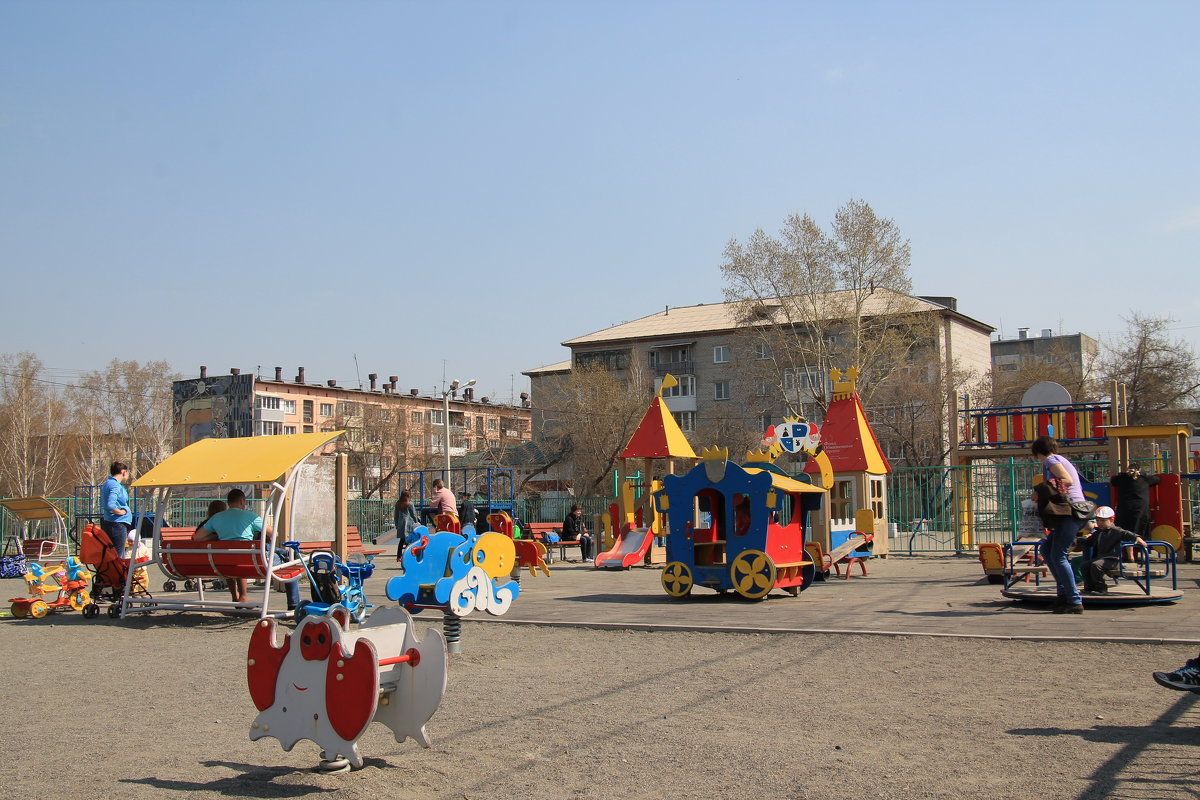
[
  {"x1": 525, "y1": 522, "x2": 584, "y2": 563},
  {"x1": 288, "y1": 528, "x2": 386, "y2": 559}
]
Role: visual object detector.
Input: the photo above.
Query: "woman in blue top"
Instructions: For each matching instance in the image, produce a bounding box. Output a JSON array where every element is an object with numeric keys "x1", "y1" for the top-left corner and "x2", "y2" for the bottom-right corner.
[
  {"x1": 1031, "y1": 435, "x2": 1086, "y2": 614},
  {"x1": 100, "y1": 461, "x2": 132, "y2": 557}
]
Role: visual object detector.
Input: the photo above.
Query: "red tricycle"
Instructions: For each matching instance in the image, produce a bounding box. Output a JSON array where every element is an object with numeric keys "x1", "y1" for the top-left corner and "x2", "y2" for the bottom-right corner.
[{"x1": 8, "y1": 557, "x2": 92, "y2": 619}]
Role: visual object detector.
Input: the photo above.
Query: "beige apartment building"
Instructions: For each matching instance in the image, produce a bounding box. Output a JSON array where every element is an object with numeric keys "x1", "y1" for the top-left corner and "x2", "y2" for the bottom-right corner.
[
  {"x1": 526, "y1": 291, "x2": 994, "y2": 464},
  {"x1": 172, "y1": 366, "x2": 531, "y2": 497}
]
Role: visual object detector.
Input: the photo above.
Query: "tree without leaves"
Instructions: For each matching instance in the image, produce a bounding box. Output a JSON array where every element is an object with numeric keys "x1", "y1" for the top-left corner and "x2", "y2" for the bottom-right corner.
[
  {"x1": 70, "y1": 359, "x2": 180, "y2": 478},
  {"x1": 721, "y1": 199, "x2": 932, "y2": 419},
  {"x1": 0, "y1": 353, "x2": 68, "y2": 496},
  {"x1": 542, "y1": 361, "x2": 653, "y2": 493},
  {"x1": 1100, "y1": 313, "x2": 1200, "y2": 425}
]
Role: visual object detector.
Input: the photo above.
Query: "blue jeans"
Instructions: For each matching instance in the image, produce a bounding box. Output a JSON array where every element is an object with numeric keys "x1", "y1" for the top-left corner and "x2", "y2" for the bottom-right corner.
[
  {"x1": 272, "y1": 548, "x2": 301, "y2": 608},
  {"x1": 1044, "y1": 515, "x2": 1086, "y2": 606},
  {"x1": 100, "y1": 521, "x2": 130, "y2": 558}
]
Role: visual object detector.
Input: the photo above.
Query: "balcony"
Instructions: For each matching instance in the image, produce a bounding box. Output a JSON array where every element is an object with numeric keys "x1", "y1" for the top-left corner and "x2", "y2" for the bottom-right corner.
[
  {"x1": 254, "y1": 407, "x2": 285, "y2": 423},
  {"x1": 652, "y1": 359, "x2": 693, "y2": 376}
]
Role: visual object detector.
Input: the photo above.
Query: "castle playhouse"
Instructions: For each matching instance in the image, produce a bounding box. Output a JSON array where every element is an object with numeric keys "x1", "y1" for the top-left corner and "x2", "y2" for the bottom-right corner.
[
  {"x1": 803, "y1": 368, "x2": 891, "y2": 557},
  {"x1": 596, "y1": 374, "x2": 698, "y2": 568}
]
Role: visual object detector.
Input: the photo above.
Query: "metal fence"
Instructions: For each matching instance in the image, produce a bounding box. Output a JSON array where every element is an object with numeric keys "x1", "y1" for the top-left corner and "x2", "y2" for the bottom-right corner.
[{"x1": 4, "y1": 453, "x2": 1186, "y2": 553}]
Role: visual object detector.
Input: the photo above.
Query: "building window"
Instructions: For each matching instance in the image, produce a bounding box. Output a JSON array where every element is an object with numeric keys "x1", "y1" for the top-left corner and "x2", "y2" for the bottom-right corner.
[
  {"x1": 411, "y1": 411, "x2": 423, "y2": 424},
  {"x1": 410, "y1": 436, "x2": 422, "y2": 448},
  {"x1": 320, "y1": 403, "x2": 333, "y2": 417},
  {"x1": 714, "y1": 380, "x2": 731, "y2": 401},
  {"x1": 303, "y1": 400, "x2": 313, "y2": 423},
  {"x1": 282, "y1": 399, "x2": 296, "y2": 414},
  {"x1": 648, "y1": 350, "x2": 659, "y2": 367},
  {"x1": 258, "y1": 396, "x2": 281, "y2": 410},
  {"x1": 338, "y1": 401, "x2": 359, "y2": 416},
  {"x1": 674, "y1": 411, "x2": 696, "y2": 432},
  {"x1": 662, "y1": 375, "x2": 696, "y2": 397},
  {"x1": 713, "y1": 345, "x2": 730, "y2": 364},
  {"x1": 756, "y1": 381, "x2": 767, "y2": 397},
  {"x1": 430, "y1": 433, "x2": 443, "y2": 450},
  {"x1": 759, "y1": 414, "x2": 772, "y2": 432},
  {"x1": 428, "y1": 409, "x2": 444, "y2": 425},
  {"x1": 476, "y1": 417, "x2": 484, "y2": 432},
  {"x1": 284, "y1": 425, "x2": 296, "y2": 435},
  {"x1": 575, "y1": 348, "x2": 630, "y2": 371},
  {"x1": 488, "y1": 418, "x2": 498, "y2": 431},
  {"x1": 303, "y1": 424, "x2": 313, "y2": 433},
  {"x1": 348, "y1": 476, "x2": 363, "y2": 493},
  {"x1": 257, "y1": 421, "x2": 283, "y2": 436},
  {"x1": 754, "y1": 342, "x2": 771, "y2": 360}
]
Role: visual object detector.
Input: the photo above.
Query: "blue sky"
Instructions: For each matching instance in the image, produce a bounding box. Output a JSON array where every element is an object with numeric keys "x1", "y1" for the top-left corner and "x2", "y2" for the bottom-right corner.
[{"x1": 3, "y1": 1, "x2": 1197, "y2": 402}]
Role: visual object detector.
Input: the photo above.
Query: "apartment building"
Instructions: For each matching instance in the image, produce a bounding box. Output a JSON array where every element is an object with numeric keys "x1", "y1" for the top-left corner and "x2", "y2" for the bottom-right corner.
[
  {"x1": 990, "y1": 328, "x2": 1099, "y2": 378},
  {"x1": 526, "y1": 292, "x2": 993, "y2": 446},
  {"x1": 172, "y1": 366, "x2": 532, "y2": 496}
]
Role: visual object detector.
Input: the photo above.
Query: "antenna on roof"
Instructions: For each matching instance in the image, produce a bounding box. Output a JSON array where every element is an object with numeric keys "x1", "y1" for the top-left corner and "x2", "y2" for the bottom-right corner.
[{"x1": 353, "y1": 353, "x2": 362, "y2": 389}]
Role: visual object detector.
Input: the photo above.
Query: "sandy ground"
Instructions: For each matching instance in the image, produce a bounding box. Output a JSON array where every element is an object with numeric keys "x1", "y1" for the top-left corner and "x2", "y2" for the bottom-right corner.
[{"x1": 4, "y1": 564, "x2": 1200, "y2": 800}]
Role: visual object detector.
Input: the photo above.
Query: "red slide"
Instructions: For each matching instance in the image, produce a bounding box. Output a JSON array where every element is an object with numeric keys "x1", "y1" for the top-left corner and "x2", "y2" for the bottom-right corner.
[{"x1": 594, "y1": 523, "x2": 654, "y2": 569}]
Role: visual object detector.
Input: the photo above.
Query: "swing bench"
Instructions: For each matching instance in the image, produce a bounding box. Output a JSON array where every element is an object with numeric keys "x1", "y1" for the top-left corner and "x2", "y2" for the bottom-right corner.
[{"x1": 119, "y1": 431, "x2": 344, "y2": 619}]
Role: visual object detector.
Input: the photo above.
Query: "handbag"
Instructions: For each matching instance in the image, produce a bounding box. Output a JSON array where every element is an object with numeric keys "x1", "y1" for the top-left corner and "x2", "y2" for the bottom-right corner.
[
  {"x1": 1070, "y1": 501, "x2": 1097, "y2": 520},
  {"x1": 1044, "y1": 499, "x2": 1072, "y2": 517}
]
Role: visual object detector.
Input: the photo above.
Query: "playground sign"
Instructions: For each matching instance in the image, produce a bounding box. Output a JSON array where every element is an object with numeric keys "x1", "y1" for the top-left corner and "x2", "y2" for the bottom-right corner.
[{"x1": 768, "y1": 420, "x2": 820, "y2": 454}]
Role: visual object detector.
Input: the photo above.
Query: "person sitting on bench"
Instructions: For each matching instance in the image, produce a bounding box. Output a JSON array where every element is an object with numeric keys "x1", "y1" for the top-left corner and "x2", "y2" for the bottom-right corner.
[
  {"x1": 1079, "y1": 505, "x2": 1146, "y2": 595},
  {"x1": 194, "y1": 488, "x2": 300, "y2": 609},
  {"x1": 561, "y1": 504, "x2": 593, "y2": 562}
]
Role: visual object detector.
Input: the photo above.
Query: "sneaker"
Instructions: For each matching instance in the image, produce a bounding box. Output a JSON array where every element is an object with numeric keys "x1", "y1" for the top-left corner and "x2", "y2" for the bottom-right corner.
[
  {"x1": 1152, "y1": 660, "x2": 1200, "y2": 692},
  {"x1": 1052, "y1": 604, "x2": 1084, "y2": 614}
]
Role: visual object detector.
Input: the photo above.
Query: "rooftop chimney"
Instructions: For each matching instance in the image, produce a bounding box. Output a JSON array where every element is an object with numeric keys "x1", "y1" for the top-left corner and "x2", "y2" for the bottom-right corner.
[
  {"x1": 230, "y1": 368, "x2": 240, "y2": 376},
  {"x1": 368, "y1": 373, "x2": 378, "y2": 390},
  {"x1": 410, "y1": 388, "x2": 419, "y2": 397},
  {"x1": 296, "y1": 367, "x2": 306, "y2": 383},
  {"x1": 463, "y1": 387, "x2": 474, "y2": 401},
  {"x1": 327, "y1": 379, "x2": 337, "y2": 387},
  {"x1": 389, "y1": 375, "x2": 399, "y2": 385},
  {"x1": 1018, "y1": 328, "x2": 1029, "y2": 340},
  {"x1": 274, "y1": 366, "x2": 283, "y2": 381},
  {"x1": 199, "y1": 366, "x2": 207, "y2": 379}
]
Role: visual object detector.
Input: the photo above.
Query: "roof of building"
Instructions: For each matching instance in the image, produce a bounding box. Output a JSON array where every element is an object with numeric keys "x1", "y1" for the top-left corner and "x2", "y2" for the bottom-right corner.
[
  {"x1": 522, "y1": 360, "x2": 572, "y2": 376},
  {"x1": 562, "y1": 290, "x2": 993, "y2": 348}
]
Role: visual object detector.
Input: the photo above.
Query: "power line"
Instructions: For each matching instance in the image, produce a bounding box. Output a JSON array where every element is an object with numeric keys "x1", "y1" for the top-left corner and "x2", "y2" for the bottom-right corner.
[{"x1": 0, "y1": 369, "x2": 171, "y2": 402}]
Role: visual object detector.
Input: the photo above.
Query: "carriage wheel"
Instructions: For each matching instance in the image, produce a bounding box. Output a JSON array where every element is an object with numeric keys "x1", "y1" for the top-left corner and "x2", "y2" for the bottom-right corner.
[
  {"x1": 107, "y1": 604, "x2": 121, "y2": 618},
  {"x1": 730, "y1": 550, "x2": 776, "y2": 600},
  {"x1": 83, "y1": 603, "x2": 100, "y2": 619},
  {"x1": 184, "y1": 579, "x2": 198, "y2": 592},
  {"x1": 163, "y1": 580, "x2": 177, "y2": 592},
  {"x1": 661, "y1": 561, "x2": 693, "y2": 598},
  {"x1": 29, "y1": 600, "x2": 49, "y2": 619}
]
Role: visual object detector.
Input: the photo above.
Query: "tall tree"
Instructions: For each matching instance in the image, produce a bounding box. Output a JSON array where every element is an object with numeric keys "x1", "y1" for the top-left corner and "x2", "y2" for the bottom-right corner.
[
  {"x1": 721, "y1": 199, "x2": 932, "y2": 419},
  {"x1": 0, "y1": 353, "x2": 67, "y2": 496},
  {"x1": 1100, "y1": 314, "x2": 1200, "y2": 425},
  {"x1": 545, "y1": 361, "x2": 653, "y2": 493},
  {"x1": 73, "y1": 359, "x2": 181, "y2": 477}
]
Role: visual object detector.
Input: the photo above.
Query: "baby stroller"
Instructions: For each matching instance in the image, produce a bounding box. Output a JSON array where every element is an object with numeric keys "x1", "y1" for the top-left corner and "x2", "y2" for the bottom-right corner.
[
  {"x1": 289, "y1": 545, "x2": 374, "y2": 623},
  {"x1": 79, "y1": 523, "x2": 153, "y2": 618}
]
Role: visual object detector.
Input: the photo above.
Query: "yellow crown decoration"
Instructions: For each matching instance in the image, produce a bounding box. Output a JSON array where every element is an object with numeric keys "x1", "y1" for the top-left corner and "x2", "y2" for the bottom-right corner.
[
  {"x1": 829, "y1": 367, "x2": 859, "y2": 400},
  {"x1": 744, "y1": 442, "x2": 783, "y2": 464},
  {"x1": 700, "y1": 445, "x2": 729, "y2": 462}
]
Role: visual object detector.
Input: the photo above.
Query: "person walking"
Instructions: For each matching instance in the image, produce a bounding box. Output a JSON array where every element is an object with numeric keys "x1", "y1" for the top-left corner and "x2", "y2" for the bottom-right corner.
[
  {"x1": 393, "y1": 490, "x2": 420, "y2": 559},
  {"x1": 1031, "y1": 435, "x2": 1087, "y2": 614}
]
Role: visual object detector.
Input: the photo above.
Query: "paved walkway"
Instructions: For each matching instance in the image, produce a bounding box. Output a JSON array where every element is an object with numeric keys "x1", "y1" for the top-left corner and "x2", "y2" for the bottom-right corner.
[{"x1": 432, "y1": 553, "x2": 1200, "y2": 644}]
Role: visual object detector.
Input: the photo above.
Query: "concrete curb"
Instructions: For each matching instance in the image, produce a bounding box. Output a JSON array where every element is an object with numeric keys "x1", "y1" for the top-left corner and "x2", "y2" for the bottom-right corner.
[{"x1": 465, "y1": 616, "x2": 1200, "y2": 646}]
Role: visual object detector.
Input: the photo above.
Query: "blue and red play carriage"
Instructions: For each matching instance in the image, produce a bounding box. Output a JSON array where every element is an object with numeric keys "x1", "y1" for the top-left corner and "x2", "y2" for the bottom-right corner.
[{"x1": 654, "y1": 448, "x2": 826, "y2": 600}]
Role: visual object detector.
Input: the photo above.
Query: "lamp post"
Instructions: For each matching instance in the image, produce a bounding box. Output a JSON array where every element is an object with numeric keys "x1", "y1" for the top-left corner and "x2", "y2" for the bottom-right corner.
[{"x1": 442, "y1": 378, "x2": 476, "y2": 485}]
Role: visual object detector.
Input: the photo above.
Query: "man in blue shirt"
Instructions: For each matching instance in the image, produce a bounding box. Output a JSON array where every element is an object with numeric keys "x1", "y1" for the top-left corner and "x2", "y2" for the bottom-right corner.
[
  {"x1": 197, "y1": 488, "x2": 300, "y2": 609},
  {"x1": 100, "y1": 461, "x2": 132, "y2": 556}
]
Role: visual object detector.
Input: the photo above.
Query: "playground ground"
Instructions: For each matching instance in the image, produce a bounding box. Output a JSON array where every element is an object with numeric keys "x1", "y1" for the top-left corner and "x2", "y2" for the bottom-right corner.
[{"x1": 3, "y1": 554, "x2": 1200, "y2": 799}]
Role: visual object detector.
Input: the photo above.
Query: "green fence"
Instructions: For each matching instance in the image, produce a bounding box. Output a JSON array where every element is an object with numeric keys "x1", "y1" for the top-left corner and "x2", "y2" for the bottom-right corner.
[{"x1": 4, "y1": 453, "x2": 1186, "y2": 554}]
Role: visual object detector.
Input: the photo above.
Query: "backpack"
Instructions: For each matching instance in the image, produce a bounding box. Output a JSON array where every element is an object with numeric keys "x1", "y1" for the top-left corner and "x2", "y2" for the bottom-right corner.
[{"x1": 543, "y1": 530, "x2": 561, "y2": 544}]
